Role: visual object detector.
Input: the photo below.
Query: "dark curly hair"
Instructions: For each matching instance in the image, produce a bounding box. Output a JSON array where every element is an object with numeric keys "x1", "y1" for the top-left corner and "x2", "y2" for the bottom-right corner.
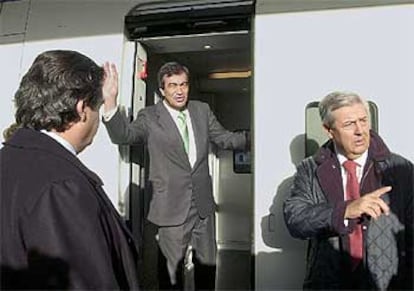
[{"x1": 14, "y1": 50, "x2": 104, "y2": 132}]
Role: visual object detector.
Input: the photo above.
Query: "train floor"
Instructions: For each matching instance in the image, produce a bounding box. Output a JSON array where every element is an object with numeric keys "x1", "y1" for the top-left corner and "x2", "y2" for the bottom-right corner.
[{"x1": 140, "y1": 248, "x2": 252, "y2": 290}]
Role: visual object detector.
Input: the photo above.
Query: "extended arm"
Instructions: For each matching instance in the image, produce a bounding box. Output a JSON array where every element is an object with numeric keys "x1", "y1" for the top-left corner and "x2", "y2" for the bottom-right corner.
[
  {"x1": 206, "y1": 103, "x2": 247, "y2": 150},
  {"x1": 102, "y1": 62, "x2": 147, "y2": 145}
]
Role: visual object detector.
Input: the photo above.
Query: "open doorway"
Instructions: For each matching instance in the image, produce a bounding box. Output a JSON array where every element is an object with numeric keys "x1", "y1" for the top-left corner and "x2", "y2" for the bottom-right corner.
[{"x1": 125, "y1": 1, "x2": 254, "y2": 289}]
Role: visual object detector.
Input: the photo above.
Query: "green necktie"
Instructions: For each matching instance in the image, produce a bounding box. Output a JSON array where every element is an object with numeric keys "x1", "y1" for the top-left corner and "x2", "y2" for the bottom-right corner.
[{"x1": 177, "y1": 111, "x2": 189, "y2": 154}]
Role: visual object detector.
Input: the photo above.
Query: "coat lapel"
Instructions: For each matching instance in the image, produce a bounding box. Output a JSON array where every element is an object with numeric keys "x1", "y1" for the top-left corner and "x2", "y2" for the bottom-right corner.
[
  {"x1": 315, "y1": 141, "x2": 344, "y2": 204},
  {"x1": 317, "y1": 161, "x2": 343, "y2": 204},
  {"x1": 187, "y1": 101, "x2": 205, "y2": 170}
]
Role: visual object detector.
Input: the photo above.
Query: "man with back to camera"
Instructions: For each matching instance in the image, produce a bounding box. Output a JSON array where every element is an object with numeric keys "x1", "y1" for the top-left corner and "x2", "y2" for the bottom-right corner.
[
  {"x1": 102, "y1": 61, "x2": 249, "y2": 290},
  {"x1": 0, "y1": 50, "x2": 140, "y2": 290},
  {"x1": 283, "y1": 91, "x2": 413, "y2": 290}
]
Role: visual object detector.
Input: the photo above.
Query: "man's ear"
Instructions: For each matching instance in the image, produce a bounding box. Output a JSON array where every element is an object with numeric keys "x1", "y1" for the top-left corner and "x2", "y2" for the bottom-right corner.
[
  {"x1": 159, "y1": 87, "x2": 165, "y2": 97},
  {"x1": 323, "y1": 124, "x2": 333, "y2": 139},
  {"x1": 76, "y1": 100, "x2": 86, "y2": 122}
]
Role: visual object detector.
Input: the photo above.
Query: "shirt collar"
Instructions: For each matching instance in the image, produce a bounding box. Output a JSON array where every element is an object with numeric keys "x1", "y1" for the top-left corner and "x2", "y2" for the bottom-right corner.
[
  {"x1": 337, "y1": 149, "x2": 368, "y2": 168},
  {"x1": 40, "y1": 129, "x2": 77, "y2": 156},
  {"x1": 163, "y1": 100, "x2": 188, "y2": 118}
]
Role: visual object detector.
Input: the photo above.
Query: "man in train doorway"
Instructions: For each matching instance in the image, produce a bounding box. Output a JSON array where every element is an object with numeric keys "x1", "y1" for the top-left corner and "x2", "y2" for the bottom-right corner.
[{"x1": 102, "y1": 61, "x2": 249, "y2": 290}]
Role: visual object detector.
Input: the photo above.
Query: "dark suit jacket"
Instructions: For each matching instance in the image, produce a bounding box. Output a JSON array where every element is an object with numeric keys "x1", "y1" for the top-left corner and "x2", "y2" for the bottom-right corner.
[
  {"x1": 104, "y1": 100, "x2": 246, "y2": 226},
  {"x1": 0, "y1": 128, "x2": 139, "y2": 290}
]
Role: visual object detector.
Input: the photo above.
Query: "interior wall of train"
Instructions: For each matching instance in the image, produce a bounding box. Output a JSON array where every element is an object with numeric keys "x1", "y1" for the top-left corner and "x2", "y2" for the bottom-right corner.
[{"x1": 1, "y1": 0, "x2": 414, "y2": 290}]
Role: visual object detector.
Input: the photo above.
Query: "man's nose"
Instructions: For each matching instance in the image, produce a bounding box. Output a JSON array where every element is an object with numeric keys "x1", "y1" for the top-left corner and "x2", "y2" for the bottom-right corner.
[
  {"x1": 176, "y1": 85, "x2": 184, "y2": 94},
  {"x1": 354, "y1": 121, "x2": 363, "y2": 133}
]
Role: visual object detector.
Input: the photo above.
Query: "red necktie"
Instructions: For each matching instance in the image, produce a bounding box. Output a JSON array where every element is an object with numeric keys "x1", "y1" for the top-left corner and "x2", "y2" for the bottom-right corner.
[{"x1": 343, "y1": 160, "x2": 363, "y2": 270}]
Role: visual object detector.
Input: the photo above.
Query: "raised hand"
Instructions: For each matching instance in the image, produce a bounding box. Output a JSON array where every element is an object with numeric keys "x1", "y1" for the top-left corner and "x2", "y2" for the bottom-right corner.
[
  {"x1": 345, "y1": 186, "x2": 392, "y2": 220},
  {"x1": 102, "y1": 62, "x2": 119, "y2": 112}
]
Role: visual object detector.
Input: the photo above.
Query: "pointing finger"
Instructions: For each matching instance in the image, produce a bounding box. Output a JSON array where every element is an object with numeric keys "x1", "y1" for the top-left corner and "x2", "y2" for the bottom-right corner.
[{"x1": 373, "y1": 186, "x2": 392, "y2": 197}]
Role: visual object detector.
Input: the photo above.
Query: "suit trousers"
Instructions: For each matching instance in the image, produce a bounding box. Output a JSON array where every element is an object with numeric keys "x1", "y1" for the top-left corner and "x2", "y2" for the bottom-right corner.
[{"x1": 157, "y1": 199, "x2": 216, "y2": 289}]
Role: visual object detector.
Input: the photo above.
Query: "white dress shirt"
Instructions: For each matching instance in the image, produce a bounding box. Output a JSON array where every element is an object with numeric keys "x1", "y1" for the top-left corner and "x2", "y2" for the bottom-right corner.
[
  {"x1": 337, "y1": 149, "x2": 368, "y2": 226},
  {"x1": 338, "y1": 150, "x2": 368, "y2": 195},
  {"x1": 163, "y1": 100, "x2": 197, "y2": 168}
]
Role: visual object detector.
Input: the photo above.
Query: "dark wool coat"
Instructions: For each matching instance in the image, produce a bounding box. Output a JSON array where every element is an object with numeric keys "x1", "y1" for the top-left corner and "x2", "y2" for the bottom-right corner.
[
  {"x1": 0, "y1": 128, "x2": 140, "y2": 290},
  {"x1": 284, "y1": 130, "x2": 413, "y2": 290}
]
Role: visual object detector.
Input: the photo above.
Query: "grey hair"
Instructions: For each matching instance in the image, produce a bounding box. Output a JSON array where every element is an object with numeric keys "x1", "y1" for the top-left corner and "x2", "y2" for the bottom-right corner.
[{"x1": 319, "y1": 91, "x2": 369, "y2": 129}]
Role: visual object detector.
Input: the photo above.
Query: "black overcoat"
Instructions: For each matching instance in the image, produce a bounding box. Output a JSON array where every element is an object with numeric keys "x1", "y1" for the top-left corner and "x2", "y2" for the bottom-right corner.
[{"x1": 0, "y1": 128, "x2": 139, "y2": 290}]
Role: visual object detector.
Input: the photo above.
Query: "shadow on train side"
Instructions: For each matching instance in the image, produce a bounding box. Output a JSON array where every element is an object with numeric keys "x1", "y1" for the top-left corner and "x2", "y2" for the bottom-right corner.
[{"x1": 259, "y1": 134, "x2": 312, "y2": 288}]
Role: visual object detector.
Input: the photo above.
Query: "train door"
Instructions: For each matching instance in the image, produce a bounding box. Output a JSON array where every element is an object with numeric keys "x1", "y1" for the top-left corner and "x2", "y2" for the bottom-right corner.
[{"x1": 124, "y1": 0, "x2": 254, "y2": 289}]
